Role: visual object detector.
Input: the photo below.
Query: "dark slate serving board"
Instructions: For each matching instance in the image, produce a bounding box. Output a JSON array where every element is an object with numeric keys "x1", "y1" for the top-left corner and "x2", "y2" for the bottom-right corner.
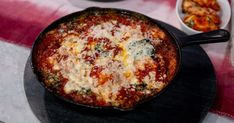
[{"x1": 24, "y1": 21, "x2": 216, "y2": 123}]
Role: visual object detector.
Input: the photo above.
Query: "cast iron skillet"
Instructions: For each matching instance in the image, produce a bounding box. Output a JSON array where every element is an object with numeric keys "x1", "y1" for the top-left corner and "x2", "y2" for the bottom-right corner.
[{"x1": 31, "y1": 7, "x2": 230, "y2": 111}]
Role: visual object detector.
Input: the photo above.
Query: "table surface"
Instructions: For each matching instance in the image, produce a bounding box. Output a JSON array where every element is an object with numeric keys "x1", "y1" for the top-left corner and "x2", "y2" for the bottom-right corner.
[{"x1": 0, "y1": 0, "x2": 234, "y2": 123}]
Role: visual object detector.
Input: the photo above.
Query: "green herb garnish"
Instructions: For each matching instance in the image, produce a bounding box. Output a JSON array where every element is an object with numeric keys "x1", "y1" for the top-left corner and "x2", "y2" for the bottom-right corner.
[{"x1": 187, "y1": 20, "x2": 195, "y2": 27}]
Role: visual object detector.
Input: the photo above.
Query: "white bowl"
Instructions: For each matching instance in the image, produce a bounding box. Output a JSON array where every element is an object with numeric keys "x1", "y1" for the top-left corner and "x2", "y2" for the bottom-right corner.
[{"x1": 176, "y1": 0, "x2": 231, "y2": 35}]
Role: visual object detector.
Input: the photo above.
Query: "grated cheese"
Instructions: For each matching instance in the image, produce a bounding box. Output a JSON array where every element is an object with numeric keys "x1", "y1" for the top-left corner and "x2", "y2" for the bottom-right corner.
[{"x1": 49, "y1": 20, "x2": 166, "y2": 104}]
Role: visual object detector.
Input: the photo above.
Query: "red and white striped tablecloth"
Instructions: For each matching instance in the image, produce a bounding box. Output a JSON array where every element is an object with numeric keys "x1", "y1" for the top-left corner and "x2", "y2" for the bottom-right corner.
[{"x1": 0, "y1": 0, "x2": 233, "y2": 123}]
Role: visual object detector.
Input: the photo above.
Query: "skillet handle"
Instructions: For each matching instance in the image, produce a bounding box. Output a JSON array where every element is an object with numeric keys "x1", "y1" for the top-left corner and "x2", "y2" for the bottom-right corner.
[{"x1": 179, "y1": 29, "x2": 230, "y2": 48}]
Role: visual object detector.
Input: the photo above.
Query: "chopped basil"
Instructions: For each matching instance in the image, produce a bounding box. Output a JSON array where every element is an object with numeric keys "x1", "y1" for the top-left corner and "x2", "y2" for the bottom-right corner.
[
  {"x1": 166, "y1": 70, "x2": 170, "y2": 76},
  {"x1": 128, "y1": 39, "x2": 155, "y2": 60},
  {"x1": 67, "y1": 22, "x2": 75, "y2": 30},
  {"x1": 85, "y1": 89, "x2": 92, "y2": 95},
  {"x1": 94, "y1": 41, "x2": 109, "y2": 54},
  {"x1": 75, "y1": 57, "x2": 80, "y2": 61},
  {"x1": 187, "y1": 20, "x2": 195, "y2": 27},
  {"x1": 77, "y1": 88, "x2": 92, "y2": 95},
  {"x1": 94, "y1": 41, "x2": 112, "y2": 57},
  {"x1": 94, "y1": 42, "x2": 103, "y2": 52},
  {"x1": 131, "y1": 83, "x2": 147, "y2": 91},
  {"x1": 45, "y1": 73, "x2": 61, "y2": 89},
  {"x1": 137, "y1": 83, "x2": 147, "y2": 91},
  {"x1": 206, "y1": 17, "x2": 211, "y2": 23}
]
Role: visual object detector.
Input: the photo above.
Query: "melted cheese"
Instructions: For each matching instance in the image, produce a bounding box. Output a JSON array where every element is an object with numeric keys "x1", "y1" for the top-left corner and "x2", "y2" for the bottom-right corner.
[{"x1": 49, "y1": 20, "x2": 166, "y2": 104}]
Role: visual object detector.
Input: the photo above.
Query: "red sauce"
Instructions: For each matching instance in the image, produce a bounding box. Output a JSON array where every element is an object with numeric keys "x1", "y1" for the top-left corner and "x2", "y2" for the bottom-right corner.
[
  {"x1": 113, "y1": 46, "x2": 122, "y2": 56},
  {"x1": 90, "y1": 66, "x2": 103, "y2": 78},
  {"x1": 116, "y1": 87, "x2": 142, "y2": 108},
  {"x1": 90, "y1": 66, "x2": 112, "y2": 85},
  {"x1": 135, "y1": 63, "x2": 157, "y2": 82}
]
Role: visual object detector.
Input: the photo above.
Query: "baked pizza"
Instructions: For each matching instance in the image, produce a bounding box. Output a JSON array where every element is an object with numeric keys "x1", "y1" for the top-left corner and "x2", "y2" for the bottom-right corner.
[{"x1": 32, "y1": 10, "x2": 178, "y2": 110}]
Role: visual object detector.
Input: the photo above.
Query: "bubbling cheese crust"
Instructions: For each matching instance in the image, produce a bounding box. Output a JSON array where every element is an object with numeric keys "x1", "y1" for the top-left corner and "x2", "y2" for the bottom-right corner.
[{"x1": 34, "y1": 11, "x2": 178, "y2": 109}]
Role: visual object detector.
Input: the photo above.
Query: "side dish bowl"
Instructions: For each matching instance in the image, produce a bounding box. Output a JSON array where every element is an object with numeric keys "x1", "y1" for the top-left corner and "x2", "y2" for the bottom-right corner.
[{"x1": 176, "y1": 0, "x2": 231, "y2": 35}]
